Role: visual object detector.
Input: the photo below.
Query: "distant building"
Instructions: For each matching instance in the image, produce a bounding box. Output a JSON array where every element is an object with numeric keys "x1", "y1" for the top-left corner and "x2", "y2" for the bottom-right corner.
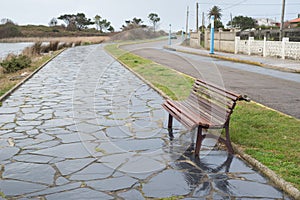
[
  {"x1": 287, "y1": 18, "x2": 300, "y2": 28},
  {"x1": 255, "y1": 18, "x2": 277, "y2": 27}
]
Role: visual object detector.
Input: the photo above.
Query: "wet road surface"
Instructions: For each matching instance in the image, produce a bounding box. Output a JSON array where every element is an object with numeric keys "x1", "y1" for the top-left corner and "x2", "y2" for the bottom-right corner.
[
  {"x1": 0, "y1": 45, "x2": 291, "y2": 199},
  {"x1": 122, "y1": 40, "x2": 300, "y2": 119}
]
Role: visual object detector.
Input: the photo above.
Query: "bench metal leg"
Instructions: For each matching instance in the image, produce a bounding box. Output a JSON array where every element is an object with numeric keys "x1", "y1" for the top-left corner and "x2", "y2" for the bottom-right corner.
[
  {"x1": 168, "y1": 114, "x2": 173, "y2": 129},
  {"x1": 225, "y1": 120, "x2": 234, "y2": 154},
  {"x1": 195, "y1": 126, "x2": 203, "y2": 156},
  {"x1": 190, "y1": 129, "x2": 196, "y2": 150},
  {"x1": 167, "y1": 114, "x2": 174, "y2": 140}
]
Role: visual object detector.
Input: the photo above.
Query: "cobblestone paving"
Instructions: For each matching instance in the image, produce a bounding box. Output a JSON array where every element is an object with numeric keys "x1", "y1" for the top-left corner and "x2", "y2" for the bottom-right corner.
[{"x1": 0, "y1": 45, "x2": 291, "y2": 199}]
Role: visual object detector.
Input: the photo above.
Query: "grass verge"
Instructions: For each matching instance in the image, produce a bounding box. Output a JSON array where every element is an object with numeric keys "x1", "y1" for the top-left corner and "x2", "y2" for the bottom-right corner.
[
  {"x1": 231, "y1": 101, "x2": 300, "y2": 187},
  {"x1": 105, "y1": 44, "x2": 194, "y2": 100},
  {"x1": 105, "y1": 43, "x2": 300, "y2": 190}
]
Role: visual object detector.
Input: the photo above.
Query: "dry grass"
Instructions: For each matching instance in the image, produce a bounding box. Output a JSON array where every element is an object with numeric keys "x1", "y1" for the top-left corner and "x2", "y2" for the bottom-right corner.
[
  {"x1": 0, "y1": 66, "x2": 26, "y2": 96},
  {"x1": 0, "y1": 36, "x2": 109, "y2": 44}
]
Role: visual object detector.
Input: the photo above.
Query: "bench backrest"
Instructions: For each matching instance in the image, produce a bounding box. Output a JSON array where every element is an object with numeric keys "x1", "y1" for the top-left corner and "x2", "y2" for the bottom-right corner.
[{"x1": 187, "y1": 79, "x2": 242, "y2": 126}]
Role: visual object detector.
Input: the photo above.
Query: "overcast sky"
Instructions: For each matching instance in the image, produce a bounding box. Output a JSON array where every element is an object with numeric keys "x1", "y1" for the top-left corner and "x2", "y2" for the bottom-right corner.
[{"x1": 1, "y1": 0, "x2": 299, "y2": 31}]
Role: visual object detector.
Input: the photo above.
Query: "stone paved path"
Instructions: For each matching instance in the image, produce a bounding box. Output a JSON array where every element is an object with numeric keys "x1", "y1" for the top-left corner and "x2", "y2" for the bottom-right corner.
[{"x1": 0, "y1": 45, "x2": 291, "y2": 199}]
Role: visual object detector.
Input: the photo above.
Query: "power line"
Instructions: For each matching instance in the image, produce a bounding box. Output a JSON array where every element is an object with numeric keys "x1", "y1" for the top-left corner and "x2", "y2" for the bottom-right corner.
[
  {"x1": 247, "y1": 12, "x2": 298, "y2": 17},
  {"x1": 199, "y1": 3, "x2": 300, "y2": 6},
  {"x1": 223, "y1": 0, "x2": 248, "y2": 10}
]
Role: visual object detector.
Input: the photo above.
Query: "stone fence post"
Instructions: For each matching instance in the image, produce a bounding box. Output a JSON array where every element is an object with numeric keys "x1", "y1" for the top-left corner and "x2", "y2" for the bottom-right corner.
[
  {"x1": 204, "y1": 30, "x2": 210, "y2": 49},
  {"x1": 235, "y1": 36, "x2": 240, "y2": 54},
  {"x1": 248, "y1": 37, "x2": 254, "y2": 55},
  {"x1": 281, "y1": 37, "x2": 289, "y2": 59},
  {"x1": 198, "y1": 31, "x2": 201, "y2": 47},
  {"x1": 263, "y1": 36, "x2": 267, "y2": 57}
]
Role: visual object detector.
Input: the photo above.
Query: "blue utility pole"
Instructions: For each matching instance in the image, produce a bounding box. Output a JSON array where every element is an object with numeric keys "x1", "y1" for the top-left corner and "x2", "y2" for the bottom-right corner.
[
  {"x1": 168, "y1": 24, "x2": 172, "y2": 45},
  {"x1": 210, "y1": 16, "x2": 215, "y2": 54}
]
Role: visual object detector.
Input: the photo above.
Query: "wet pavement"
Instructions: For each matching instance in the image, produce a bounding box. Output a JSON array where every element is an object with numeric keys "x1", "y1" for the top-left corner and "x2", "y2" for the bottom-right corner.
[{"x1": 0, "y1": 44, "x2": 291, "y2": 199}]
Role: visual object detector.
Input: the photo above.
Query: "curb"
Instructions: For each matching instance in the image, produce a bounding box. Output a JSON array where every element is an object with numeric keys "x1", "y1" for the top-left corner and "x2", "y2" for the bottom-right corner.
[
  {"x1": 106, "y1": 44, "x2": 300, "y2": 200},
  {"x1": 105, "y1": 44, "x2": 169, "y2": 100},
  {"x1": 164, "y1": 46, "x2": 300, "y2": 74},
  {"x1": 252, "y1": 101, "x2": 300, "y2": 121},
  {"x1": 0, "y1": 49, "x2": 66, "y2": 104},
  {"x1": 233, "y1": 144, "x2": 300, "y2": 200}
]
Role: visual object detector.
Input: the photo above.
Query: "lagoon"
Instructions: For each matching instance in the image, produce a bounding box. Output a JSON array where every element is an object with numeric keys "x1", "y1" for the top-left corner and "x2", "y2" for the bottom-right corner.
[{"x1": 0, "y1": 42, "x2": 33, "y2": 59}]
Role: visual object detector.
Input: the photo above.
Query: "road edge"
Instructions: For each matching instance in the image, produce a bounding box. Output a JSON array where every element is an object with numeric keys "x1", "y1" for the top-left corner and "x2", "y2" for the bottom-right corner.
[{"x1": 233, "y1": 144, "x2": 300, "y2": 199}]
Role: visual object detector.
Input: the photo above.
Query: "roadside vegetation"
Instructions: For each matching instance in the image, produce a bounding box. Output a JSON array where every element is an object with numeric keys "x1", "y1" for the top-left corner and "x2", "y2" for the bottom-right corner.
[
  {"x1": 105, "y1": 43, "x2": 300, "y2": 190},
  {"x1": 0, "y1": 54, "x2": 31, "y2": 73},
  {"x1": 0, "y1": 21, "x2": 105, "y2": 39},
  {"x1": 0, "y1": 35, "x2": 109, "y2": 107},
  {"x1": 0, "y1": 42, "x2": 68, "y2": 100},
  {"x1": 0, "y1": 51, "x2": 58, "y2": 101}
]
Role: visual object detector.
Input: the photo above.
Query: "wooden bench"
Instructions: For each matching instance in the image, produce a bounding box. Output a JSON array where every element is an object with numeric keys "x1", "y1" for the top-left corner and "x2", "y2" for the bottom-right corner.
[{"x1": 162, "y1": 79, "x2": 249, "y2": 156}]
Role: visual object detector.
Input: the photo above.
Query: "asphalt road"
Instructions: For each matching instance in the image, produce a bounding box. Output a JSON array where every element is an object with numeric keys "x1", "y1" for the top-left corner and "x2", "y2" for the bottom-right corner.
[{"x1": 121, "y1": 40, "x2": 300, "y2": 119}]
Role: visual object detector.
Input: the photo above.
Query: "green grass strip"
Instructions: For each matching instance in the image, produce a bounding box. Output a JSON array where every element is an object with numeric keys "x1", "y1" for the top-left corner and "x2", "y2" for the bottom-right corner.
[
  {"x1": 231, "y1": 101, "x2": 300, "y2": 187},
  {"x1": 105, "y1": 43, "x2": 300, "y2": 190}
]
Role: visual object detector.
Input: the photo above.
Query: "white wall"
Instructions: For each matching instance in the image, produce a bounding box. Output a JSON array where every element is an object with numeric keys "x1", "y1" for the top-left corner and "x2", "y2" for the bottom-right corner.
[
  {"x1": 194, "y1": 30, "x2": 300, "y2": 60},
  {"x1": 235, "y1": 37, "x2": 300, "y2": 60}
]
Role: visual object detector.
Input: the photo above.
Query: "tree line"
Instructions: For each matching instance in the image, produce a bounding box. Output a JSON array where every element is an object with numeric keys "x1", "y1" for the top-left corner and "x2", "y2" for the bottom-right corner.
[
  {"x1": 0, "y1": 12, "x2": 161, "y2": 38},
  {"x1": 53, "y1": 12, "x2": 160, "y2": 33},
  {"x1": 52, "y1": 13, "x2": 114, "y2": 32}
]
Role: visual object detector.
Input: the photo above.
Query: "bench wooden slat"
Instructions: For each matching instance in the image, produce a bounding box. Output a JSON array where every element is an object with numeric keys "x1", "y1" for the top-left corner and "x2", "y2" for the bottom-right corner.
[
  {"x1": 166, "y1": 99, "x2": 227, "y2": 129},
  {"x1": 187, "y1": 93, "x2": 233, "y2": 118},
  {"x1": 179, "y1": 100, "x2": 227, "y2": 126},
  {"x1": 164, "y1": 100, "x2": 209, "y2": 127},
  {"x1": 162, "y1": 102, "x2": 197, "y2": 128},
  {"x1": 187, "y1": 94, "x2": 233, "y2": 121},
  {"x1": 191, "y1": 86, "x2": 235, "y2": 109},
  {"x1": 194, "y1": 79, "x2": 241, "y2": 100},
  {"x1": 169, "y1": 100, "x2": 213, "y2": 127}
]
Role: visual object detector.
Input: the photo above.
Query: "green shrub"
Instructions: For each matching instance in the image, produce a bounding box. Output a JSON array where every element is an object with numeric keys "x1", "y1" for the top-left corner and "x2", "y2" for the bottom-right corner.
[
  {"x1": 0, "y1": 54, "x2": 32, "y2": 73},
  {"x1": 82, "y1": 41, "x2": 91, "y2": 45}
]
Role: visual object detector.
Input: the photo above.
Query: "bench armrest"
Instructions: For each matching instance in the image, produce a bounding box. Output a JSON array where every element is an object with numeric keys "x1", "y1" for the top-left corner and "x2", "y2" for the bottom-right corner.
[{"x1": 238, "y1": 95, "x2": 251, "y2": 102}]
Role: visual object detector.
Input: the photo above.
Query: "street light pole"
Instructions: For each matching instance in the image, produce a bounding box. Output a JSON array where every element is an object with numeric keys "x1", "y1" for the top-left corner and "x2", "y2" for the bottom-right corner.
[
  {"x1": 280, "y1": 0, "x2": 286, "y2": 41},
  {"x1": 186, "y1": 6, "x2": 189, "y2": 39},
  {"x1": 210, "y1": 16, "x2": 215, "y2": 54},
  {"x1": 196, "y1": 2, "x2": 199, "y2": 32},
  {"x1": 168, "y1": 24, "x2": 172, "y2": 45}
]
